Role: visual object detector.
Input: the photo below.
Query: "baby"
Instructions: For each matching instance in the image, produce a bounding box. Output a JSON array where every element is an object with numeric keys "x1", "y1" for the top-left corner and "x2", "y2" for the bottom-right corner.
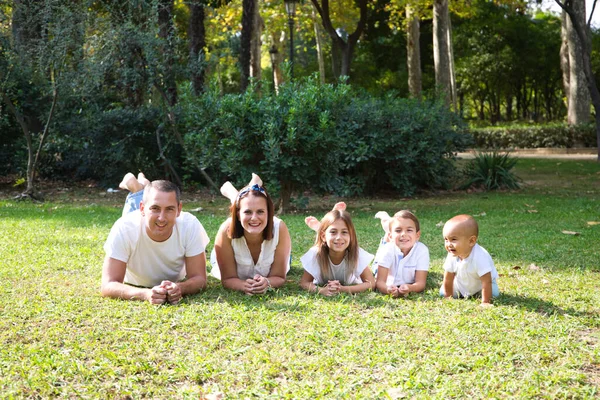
[{"x1": 440, "y1": 214, "x2": 499, "y2": 305}]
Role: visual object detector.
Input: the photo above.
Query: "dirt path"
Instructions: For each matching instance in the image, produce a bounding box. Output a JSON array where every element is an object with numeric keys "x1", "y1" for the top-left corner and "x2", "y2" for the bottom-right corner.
[{"x1": 457, "y1": 148, "x2": 598, "y2": 160}]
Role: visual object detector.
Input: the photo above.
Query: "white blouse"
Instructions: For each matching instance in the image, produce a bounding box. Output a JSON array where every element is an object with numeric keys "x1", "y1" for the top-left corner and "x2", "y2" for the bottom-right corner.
[
  {"x1": 211, "y1": 217, "x2": 290, "y2": 280},
  {"x1": 300, "y1": 247, "x2": 374, "y2": 285}
]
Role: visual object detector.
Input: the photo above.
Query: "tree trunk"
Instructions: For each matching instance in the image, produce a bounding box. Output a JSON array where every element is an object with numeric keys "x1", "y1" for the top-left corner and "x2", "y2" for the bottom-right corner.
[
  {"x1": 560, "y1": 12, "x2": 571, "y2": 112},
  {"x1": 564, "y1": 5, "x2": 591, "y2": 124},
  {"x1": 406, "y1": 5, "x2": 422, "y2": 98},
  {"x1": 555, "y1": 0, "x2": 600, "y2": 161},
  {"x1": 312, "y1": 7, "x2": 326, "y2": 84},
  {"x1": 240, "y1": 0, "x2": 256, "y2": 91},
  {"x1": 158, "y1": 0, "x2": 177, "y2": 106},
  {"x1": 189, "y1": 1, "x2": 206, "y2": 96},
  {"x1": 250, "y1": 0, "x2": 263, "y2": 82},
  {"x1": 311, "y1": 0, "x2": 368, "y2": 80},
  {"x1": 269, "y1": 34, "x2": 284, "y2": 93},
  {"x1": 433, "y1": 0, "x2": 456, "y2": 108}
]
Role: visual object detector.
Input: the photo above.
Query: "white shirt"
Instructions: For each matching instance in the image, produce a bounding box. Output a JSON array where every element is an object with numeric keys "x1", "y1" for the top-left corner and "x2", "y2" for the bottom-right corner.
[
  {"x1": 374, "y1": 241, "x2": 430, "y2": 287},
  {"x1": 104, "y1": 210, "x2": 210, "y2": 288},
  {"x1": 301, "y1": 247, "x2": 374, "y2": 285},
  {"x1": 443, "y1": 243, "x2": 498, "y2": 297},
  {"x1": 210, "y1": 217, "x2": 290, "y2": 280}
]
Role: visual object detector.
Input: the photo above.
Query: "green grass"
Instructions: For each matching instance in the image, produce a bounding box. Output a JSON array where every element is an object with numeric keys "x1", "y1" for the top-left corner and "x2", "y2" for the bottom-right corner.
[{"x1": 1, "y1": 158, "x2": 599, "y2": 398}]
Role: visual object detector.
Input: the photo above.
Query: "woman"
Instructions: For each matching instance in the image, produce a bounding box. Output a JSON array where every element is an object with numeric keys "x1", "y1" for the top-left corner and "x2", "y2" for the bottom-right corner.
[{"x1": 211, "y1": 174, "x2": 291, "y2": 294}]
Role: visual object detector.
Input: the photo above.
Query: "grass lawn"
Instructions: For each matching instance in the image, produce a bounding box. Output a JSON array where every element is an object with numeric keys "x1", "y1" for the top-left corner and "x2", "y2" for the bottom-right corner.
[{"x1": 1, "y1": 158, "x2": 599, "y2": 398}]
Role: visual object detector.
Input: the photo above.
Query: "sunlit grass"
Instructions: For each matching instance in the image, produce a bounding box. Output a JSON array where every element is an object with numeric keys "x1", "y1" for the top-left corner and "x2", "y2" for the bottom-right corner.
[{"x1": 0, "y1": 158, "x2": 599, "y2": 398}]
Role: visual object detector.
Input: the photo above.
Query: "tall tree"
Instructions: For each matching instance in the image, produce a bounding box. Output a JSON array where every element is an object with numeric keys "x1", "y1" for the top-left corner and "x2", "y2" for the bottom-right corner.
[
  {"x1": 311, "y1": 0, "x2": 368, "y2": 78},
  {"x1": 561, "y1": 2, "x2": 590, "y2": 124},
  {"x1": 158, "y1": 0, "x2": 177, "y2": 105},
  {"x1": 189, "y1": 1, "x2": 207, "y2": 95},
  {"x1": 555, "y1": 0, "x2": 600, "y2": 161},
  {"x1": 1, "y1": 0, "x2": 80, "y2": 199},
  {"x1": 250, "y1": 0, "x2": 263, "y2": 81},
  {"x1": 240, "y1": 0, "x2": 256, "y2": 90},
  {"x1": 433, "y1": 0, "x2": 456, "y2": 108},
  {"x1": 312, "y1": 6, "x2": 326, "y2": 84},
  {"x1": 406, "y1": 4, "x2": 422, "y2": 98}
]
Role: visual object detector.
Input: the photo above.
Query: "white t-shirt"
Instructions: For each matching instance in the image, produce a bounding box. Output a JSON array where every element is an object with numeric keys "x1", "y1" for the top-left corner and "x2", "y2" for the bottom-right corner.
[
  {"x1": 443, "y1": 243, "x2": 499, "y2": 297},
  {"x1": 300, "y1": 247, "x2": 374, "y2": 285},
  {"x1": 104, "y1": 210, "x2": 210, "y2": 288},
  {"x1": 210, "y1": 217, "x2": 290, "y2": 280},
  {"x1": 374, "y1": 241, "x2": 430, "y2": 287}
]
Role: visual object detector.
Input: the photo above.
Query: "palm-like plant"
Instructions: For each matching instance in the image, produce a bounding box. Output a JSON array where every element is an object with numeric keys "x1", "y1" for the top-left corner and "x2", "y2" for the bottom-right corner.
[{"x1": 460, "y1": 152, "x2": 521, "y2": 190}]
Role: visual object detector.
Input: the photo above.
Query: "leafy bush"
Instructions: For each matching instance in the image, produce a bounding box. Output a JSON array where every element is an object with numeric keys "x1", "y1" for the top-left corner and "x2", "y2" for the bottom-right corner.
[
  {"x1": 470, "y1": 123, "x2": 596, "y2": 149},
  {"x1": 182, "y1": 77, "x2": 470, "y2": 206},
  {"x1": 460, "y1": 152, "x2": 521, "y2": 190},
  {"x1": 42, "y1": 105, "x2": 172, "y2": 185}
]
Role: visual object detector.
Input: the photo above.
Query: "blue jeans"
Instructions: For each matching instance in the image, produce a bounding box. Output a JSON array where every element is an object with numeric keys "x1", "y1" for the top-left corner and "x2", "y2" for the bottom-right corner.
[{"x1": 122, "y1": 190, "x2": 144, "y2": 217}]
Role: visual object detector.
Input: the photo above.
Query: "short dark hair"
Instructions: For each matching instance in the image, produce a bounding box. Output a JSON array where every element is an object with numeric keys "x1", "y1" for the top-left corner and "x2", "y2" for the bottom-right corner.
[
  {"x1": 143, "y1": 180, "x2": 181, "y2": 204},
  {"x1": 228, "y1": 185, "x2": 274, "y2": 240}
]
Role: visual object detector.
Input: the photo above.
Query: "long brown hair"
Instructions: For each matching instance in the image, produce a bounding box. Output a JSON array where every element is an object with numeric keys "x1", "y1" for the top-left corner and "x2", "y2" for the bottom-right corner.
[
  {"x1": 314, "y1": 210, "x2": 359, "y2": 284},
  {"x1": 228, "y1": 185, "x2": 275, "y2": 240}
]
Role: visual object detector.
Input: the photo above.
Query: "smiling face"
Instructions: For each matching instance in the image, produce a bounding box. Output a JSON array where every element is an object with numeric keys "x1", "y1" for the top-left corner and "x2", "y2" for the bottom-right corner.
[
  {"x1": 139, "y1": 187, "x2": 181, "y2": 242},
  {"x1": 388, "y1": 217, "x2": 421, "y2": 255},
  {"x1": 443, "y1": 218, "x2": 477, "y2": 260},
  {"x1": 238, "y1": 194, "x2": 268, "y2": 237},
  {"x1": 322, "y1": 218, "x2": 351, "y2": 258}
]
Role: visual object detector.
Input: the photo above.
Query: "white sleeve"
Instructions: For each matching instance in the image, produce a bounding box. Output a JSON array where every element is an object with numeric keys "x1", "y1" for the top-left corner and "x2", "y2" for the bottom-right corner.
[
  {"x1": 103, "y1": 219, "x2": 131, "y2": 263},
  {"x1": 300, "y1": 247, "x2": 323, "y2": 284},
  {"x1": 355, "y1": 248, "x2": 375, "y2": 276},
  {"x1": 373, "y1": 242, "x2": 395, "y2": 270},
  {"x1": 414, "y1": 243, "x2": 430, "y2": 271},
  {"x1": 443, "y1": 253, "x2": 457, "y2": 273},
  {"x1": 183, "y1": 214, "x2": 210, "y2": 257},
  {"x1": 475, "y1": 249, "x2": 495, "y2": 277}
]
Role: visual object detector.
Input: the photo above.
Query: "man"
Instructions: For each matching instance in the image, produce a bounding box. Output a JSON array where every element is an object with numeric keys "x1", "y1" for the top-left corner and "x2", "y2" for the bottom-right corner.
[{"x1": 101, "y1": 179, "x2": 209, "y2": 304}]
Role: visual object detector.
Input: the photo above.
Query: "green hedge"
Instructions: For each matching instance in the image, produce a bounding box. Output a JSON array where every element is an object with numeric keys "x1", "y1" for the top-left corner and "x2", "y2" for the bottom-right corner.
[
  {"x1": 470, "y1": 123, "x2": 596, "y2": 149},
  {"x1": 182, "y1": 77, "x2": 470, "y2": 203}
]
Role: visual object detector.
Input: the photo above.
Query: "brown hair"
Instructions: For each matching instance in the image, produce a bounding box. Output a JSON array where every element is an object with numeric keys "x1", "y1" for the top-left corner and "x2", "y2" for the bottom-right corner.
[
  {"x1": 228, "y1": 185, "x2": 275, "y2": 240},
  {"x1": 389, "y1": 210, "x2": 421, "y2": 232},
  {"x1": 143, "y1": 180, "x2": 181, "y2": 204},
  {"x1": 314, "y1": 210, "x2": 359, "y2": 284}
]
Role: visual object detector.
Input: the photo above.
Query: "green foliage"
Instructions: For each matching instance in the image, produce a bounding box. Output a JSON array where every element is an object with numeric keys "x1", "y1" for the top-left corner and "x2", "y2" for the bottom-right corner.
[
  {"x1": 41, "y1": 105, "x2": 172, "y2": 184},
  {"x1": 182, "y1": 77, "x2": 470, "y2": 200},
  {"x1": 461, "y1": 152, "x2": 520, "y2": 191},
  {"x1": 470, "y1": 123, "x2": 596, "y2": 149},
  {"x1": 454, "y1": 1, "x2": 563, "y2": 122}
]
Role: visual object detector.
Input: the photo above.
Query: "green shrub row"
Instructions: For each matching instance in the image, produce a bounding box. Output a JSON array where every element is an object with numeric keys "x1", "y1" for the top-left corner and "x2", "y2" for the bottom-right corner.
[
  {"x1": 470, "y1": 123, "x2": 596, "y2": 149},
  {"x1": 182, "y1": 77, "x2": 470, "y2": 205}
]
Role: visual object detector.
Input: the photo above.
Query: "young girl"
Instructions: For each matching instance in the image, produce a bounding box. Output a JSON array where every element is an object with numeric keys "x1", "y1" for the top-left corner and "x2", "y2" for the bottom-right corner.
[
  {"x1": 300, "y1": 203, "x2": 375, "y2": 296},
  {"x1": 373, "y1": 210, "x2": 429, "y2": 297}
]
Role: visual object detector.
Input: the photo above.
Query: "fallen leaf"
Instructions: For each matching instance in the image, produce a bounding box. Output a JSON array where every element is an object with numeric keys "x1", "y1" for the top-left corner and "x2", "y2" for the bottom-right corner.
[
  {"x1": 529, "y1": 264, "x2": 540, "y2": 271},
  {"x1": 387, "y1": 388, "x2": 408, "y2": 399},
  {"x1": 512, "y1": 265, "x2": 521, "y2": 270},
  {"x1": 542, "y1": 279, "x2": 549, "y2": 284},
  {"x1": 587, "y1": 221, "x2": 600, "y2": 226},
  {"x1": 201, "y1": 393, "x2": 224, "y2": 400},
  {"x1": 476, "y1": 212, "x2": 487, "y2": 217},
  {"x1": 436, "y1": 221, "x2": 444, "y2": 228},
  {"x1": 527, "y1": 210, "x2": 538, "y2": 213},
  {"x1": 561, "y1": 230, "x2": 580, "y2": 236},
  {"x1": 189, "y1": 207, "x2": 203, "y2": 212},
  {"x1": 524, "y1": 203, "x2": 532, "y2": 207}
]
